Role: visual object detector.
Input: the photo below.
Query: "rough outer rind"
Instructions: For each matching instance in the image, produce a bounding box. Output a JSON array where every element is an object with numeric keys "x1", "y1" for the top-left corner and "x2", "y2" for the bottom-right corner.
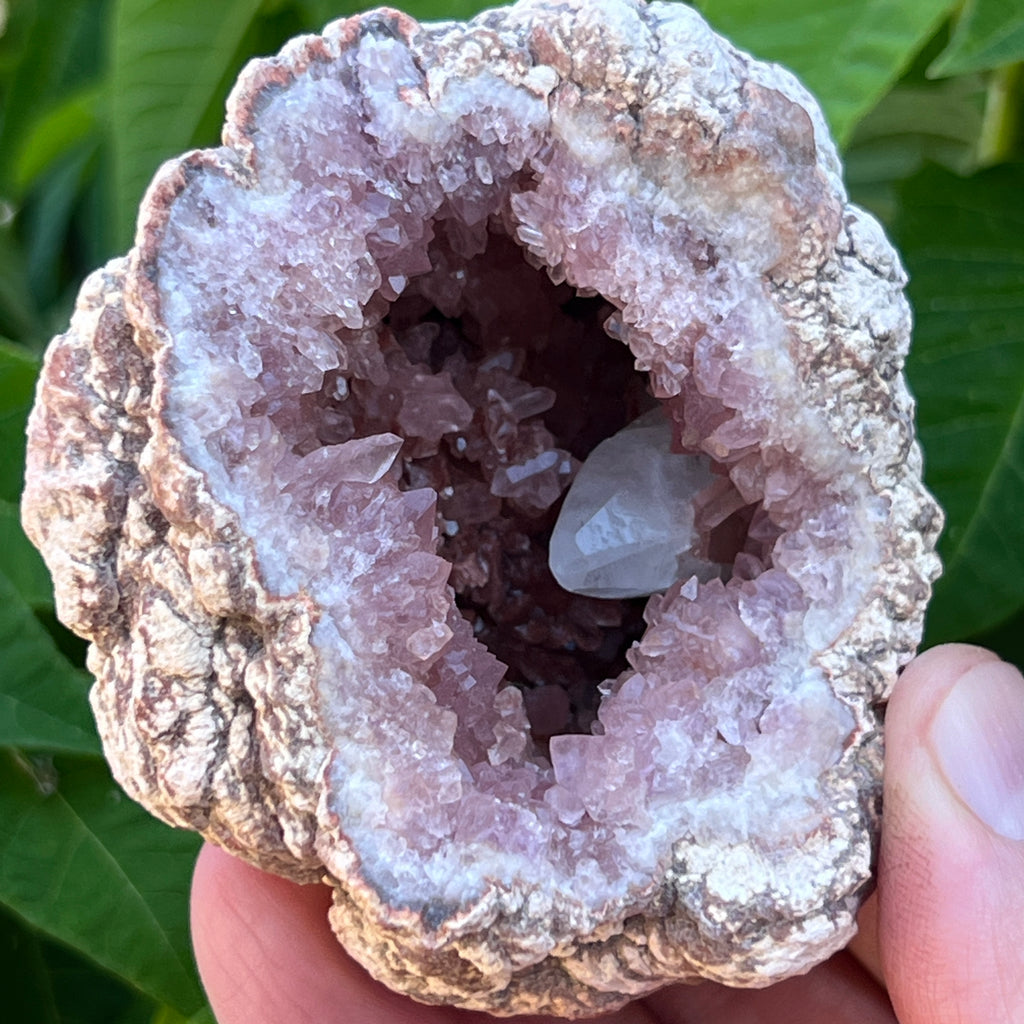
[
  {"x1": 22, "y1": 258, "x2": 325, "y2": 878},
  {"x1": 22, "y1": 0, "x2": 942, "y2": 1016}
]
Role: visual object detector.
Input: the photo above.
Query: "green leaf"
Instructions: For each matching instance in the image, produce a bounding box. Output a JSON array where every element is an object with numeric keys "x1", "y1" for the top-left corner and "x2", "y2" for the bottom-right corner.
[
  {"x1": 74, "y1": 133, "x2": 122, "y2": 279},
  {"x1": 930, "y1": 0, "x2": 1024, "y2": 76},
  {"x1": 0, "y1": 229, "x2": 42, "y2": 344},
  {"x1": 294, "y1": 0, "x2": 487, "y2": 28},
  {"x1": 294, "y1": 0, "x2": 363, "y2": 28},
  {"x1": 696, "y1": 0, "x2": 957, "y2": 147},
  {"x1": 23, "y1": 139, "x2": 101, "y2": 311},
  {"x1": 0, "y1": 752, "x2": 204, "y2": 1014},
  {"x1": 845, "y1": 71, "x2": 988, "y2": 225},
  {"x1": 109, "y1": 0, "x2": 267, "y2": 249},
  {"x1": 970, "y1": 605, "x2": 1024, "y2": 668},
  {"x1": 13, "y1": 85, "x2": 104, "y2": 195},
  {"x1": 0, "y1": 905, "x2": 156, "y2": 1024},
  {"x1": 0, "y1": 338, "x2": 39, "y2": 503},
  {"x1": 0, "y1": 499, "x2": 54, "y2": 609},
  {"x1": 387, "y1": 0, "x2": 488, "y2": 21},
  {"x1": 0, "y1": 905, "x2": 60, "y2": 1024},
  {"x1": 152, "y1": 1004, "x2": 215, "y2": 1024},
  {"x1": 0, "y1": 0, "x2": 108, "y2": 194},
  {"x1": 0, "y1": 569, "x2": 100, "y2": 754},
  {"x1": 895, "y1": 162, "x2": 1024, "y2": 641}
]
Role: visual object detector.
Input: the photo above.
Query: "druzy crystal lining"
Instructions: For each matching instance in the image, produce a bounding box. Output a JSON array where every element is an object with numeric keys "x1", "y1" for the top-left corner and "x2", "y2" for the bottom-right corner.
[
  {"x1": 22, "y1": 0, "x2": 942, "y2": 1015},
  {"x1": 156, "y1": 23, "x2": 859, "y2": 900}
]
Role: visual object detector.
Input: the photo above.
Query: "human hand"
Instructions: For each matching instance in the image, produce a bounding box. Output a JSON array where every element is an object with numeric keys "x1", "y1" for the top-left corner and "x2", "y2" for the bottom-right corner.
[{"x1": 191, "y1": 644, "x2": 1024, "y2": 1023}]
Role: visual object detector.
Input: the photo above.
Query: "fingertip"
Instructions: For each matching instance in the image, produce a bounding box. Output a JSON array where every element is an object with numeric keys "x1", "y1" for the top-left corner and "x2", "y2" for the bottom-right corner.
[
  {"x1": 847, "y1": 893, "x2": 883, "y2": 988},
  {"x1": 191, "y1": 845, "x2": 339, "y2": 1024},
  {"x1": 889, "y1": 643, "x2": 1000, "y2": 710},
  {"x1": 879, "y1": 645, "x2": 1024, "y2": 1024},
  {"x1": 190, "y1": 845, "x2": 533, "y2": 1024}
]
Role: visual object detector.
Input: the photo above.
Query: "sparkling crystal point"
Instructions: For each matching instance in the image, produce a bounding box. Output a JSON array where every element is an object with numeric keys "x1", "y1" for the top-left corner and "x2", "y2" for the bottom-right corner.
[{"x1": 549, "y1": 409, "x2": 723, "y2": 598}]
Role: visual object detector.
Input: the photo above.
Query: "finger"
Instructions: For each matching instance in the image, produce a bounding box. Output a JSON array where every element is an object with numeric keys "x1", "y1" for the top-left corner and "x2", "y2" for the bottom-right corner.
[
  {"x1": 848, "y1": 892, "x2": 884, "y2": 987},
  {"x1": 192, "y1": 843, "x2": 422, "y2": 1024},
  {"x1": 640, "y1": 951, "x2": 895, "y2": 1024},
  {"x1": 879, "y1": 643, "x2": 1024, "y2": 1024},
  {"x1": 190, "y1": 843, "x2": 656, "y2": 1024},
  {"x1": 191, "y1": 843, "x2": 477, "y2": 1024}
]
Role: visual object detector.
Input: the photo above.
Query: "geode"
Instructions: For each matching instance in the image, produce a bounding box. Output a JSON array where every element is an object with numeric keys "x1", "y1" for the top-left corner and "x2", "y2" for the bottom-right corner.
[{"x1": 22, "y1": 0, "x2": 942, "y2": 1015}]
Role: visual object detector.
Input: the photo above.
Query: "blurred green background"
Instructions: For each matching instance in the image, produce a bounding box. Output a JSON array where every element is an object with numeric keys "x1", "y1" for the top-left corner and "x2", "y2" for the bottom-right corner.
[{"x1": 1, "y1": 0, "x2": 1022, "y2": 1020}]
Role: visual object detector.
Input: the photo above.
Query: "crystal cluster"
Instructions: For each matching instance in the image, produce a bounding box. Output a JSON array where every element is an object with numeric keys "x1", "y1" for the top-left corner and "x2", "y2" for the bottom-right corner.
[
  {"x1": 549, "y1": 409, "x2": 724, "y2": 598},
  {"x1": 21, "y1": 0, "x2": 942, "y2": 1016}
]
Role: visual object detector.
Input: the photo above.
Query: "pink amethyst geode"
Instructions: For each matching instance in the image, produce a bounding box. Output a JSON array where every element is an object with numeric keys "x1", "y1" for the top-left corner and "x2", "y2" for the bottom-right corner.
[{"x1": 22, "y1": 0, "x2": 942, "y2": 1016}]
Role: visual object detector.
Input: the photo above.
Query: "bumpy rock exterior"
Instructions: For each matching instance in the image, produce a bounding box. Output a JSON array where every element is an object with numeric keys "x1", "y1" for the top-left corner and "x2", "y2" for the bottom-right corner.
[{"x1": 22, "y1": 0, "x2": 941, "y2": 1016}]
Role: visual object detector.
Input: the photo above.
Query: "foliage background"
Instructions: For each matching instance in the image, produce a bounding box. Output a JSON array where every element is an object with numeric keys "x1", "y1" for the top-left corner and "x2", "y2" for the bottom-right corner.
[{"x1": 1, "y1": 0, "x2": 1022, "y2": 1019}]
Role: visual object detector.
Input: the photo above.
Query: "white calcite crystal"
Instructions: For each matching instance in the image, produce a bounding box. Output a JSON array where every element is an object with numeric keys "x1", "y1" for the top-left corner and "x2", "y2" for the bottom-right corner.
[
  {"x1": 22, "y1": 0, "x2": 942, "y2": 1017},
  {"x1": 550, "y1": 409, "x2": 722, "y2": 598}
]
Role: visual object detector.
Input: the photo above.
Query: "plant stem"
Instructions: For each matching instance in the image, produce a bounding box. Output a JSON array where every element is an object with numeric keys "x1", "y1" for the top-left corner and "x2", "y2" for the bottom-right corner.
[{"x1": 977, "y1": 62, "x2": 1023, "y2": 167}]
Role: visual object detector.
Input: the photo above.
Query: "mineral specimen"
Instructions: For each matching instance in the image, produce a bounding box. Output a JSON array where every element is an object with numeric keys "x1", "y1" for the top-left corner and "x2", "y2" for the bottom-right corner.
[
  {"x1": 21, "y1": 0, "x2": 942, "y2": 1016},
  {"x1": 549, "y1": 408, "x2": 723, "y2": 598}
]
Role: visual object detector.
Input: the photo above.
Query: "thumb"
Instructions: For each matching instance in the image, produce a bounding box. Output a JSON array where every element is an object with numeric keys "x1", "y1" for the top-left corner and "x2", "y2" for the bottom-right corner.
[{"x1": 879, "y1": 643, "x2": 1024, "y2": 1024}]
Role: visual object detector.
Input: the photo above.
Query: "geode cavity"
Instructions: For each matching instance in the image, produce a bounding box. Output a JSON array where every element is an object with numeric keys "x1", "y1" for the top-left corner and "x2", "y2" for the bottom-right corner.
[{"x1": 22, "y1": 0, "x2": 942, "y2": 1016}]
